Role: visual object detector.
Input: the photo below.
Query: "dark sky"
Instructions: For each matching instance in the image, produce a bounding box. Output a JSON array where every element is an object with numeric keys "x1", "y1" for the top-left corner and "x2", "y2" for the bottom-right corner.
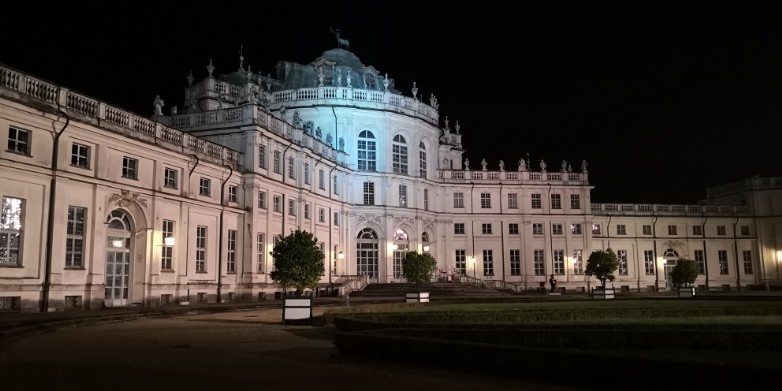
[{"x1": 4, "y1": 1, "x2": 781, "y2": 204}]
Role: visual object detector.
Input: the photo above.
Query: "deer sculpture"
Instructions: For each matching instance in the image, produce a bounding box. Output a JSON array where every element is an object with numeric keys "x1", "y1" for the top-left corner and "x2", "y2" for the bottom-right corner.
[{"x1": 330, "y1": 27, "x2": 350, "y2": 50}]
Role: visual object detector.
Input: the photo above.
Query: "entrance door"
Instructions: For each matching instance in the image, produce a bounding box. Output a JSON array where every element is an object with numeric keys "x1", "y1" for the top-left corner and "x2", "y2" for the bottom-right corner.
[{"x1": 104, "y1": 210, "x2": 133, "y2": 307}]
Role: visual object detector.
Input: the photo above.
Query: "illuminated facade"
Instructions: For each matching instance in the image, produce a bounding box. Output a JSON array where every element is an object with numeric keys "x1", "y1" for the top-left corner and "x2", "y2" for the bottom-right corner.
[{"x1": 1, "y1": 46, "x2": 780, "y2": 311}]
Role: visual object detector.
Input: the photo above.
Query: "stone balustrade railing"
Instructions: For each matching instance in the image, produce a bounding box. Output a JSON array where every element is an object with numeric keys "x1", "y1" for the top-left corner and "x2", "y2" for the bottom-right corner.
[
  {"x1": 0, "y1": 64, "x2": 243, "y2": 170},
  {"x1": 591, "y1": 203, "x2": 749, "y2": 216},
  {"x1": 706, "y1": 176, "x2": 782, "y2": 198},
  {"x1": 437, "y1": 170, "x2": 588, "y2": 184}
]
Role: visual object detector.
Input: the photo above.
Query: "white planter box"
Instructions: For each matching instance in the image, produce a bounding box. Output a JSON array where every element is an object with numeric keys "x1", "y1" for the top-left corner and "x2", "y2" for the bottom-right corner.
[
  {"x1": 405, "y1": 292, "x2": 430, "y2": 303},
  {"x1": 678, "y1": 287, "x2": 696, "y2": 298},
  {"x1": 282, "y1": 297, "x2": 312, "y2": 323},
  {"x1": 592, "y1": 288, "x2": 615, "y2": 300}
]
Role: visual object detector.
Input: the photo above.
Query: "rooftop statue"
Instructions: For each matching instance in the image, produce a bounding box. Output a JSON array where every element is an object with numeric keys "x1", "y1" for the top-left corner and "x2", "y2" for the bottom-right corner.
[
  {"x1": 464, "y1": 158, "x2": 470, "y2": 171},
  {"x1": 561, "y1": 160, "x2": 568, "y2": 173},
  {"x1": 499, "y1": 160, "x2": 505, "y2": 172},
  {"x1": 481, "y1": 159, "x2": 487, "y2": 171},
  {"x1": 153, "y1": 95, "x2": 165, "y2": 116},
  {"x1": 540, "y1": 160, "x2": 547, "y2": 172},
  {"x1": 581, "y1": 159, "x2": 589, "y2": 173},
  {"x1": 518, "y1": 158, "x2": 526, "y2": 172},
  {"x1": 330, "y1": 27, "x2": 350, "y2": 51}
]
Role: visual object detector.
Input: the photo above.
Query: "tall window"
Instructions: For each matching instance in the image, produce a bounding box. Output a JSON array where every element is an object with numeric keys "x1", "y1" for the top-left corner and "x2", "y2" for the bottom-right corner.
[
  {"x1": 1, "y1": 197, "x2": 24, "y2": 266},
  {"x1": 455, "y1": 249, "x2": 466, "y2": 275},
  {"x1": 122, "y1": 156, "x2": 138, "y2": 179},
  {"x1": 570, "y1": 194, "x2": 581, "y2": 209},
  {"x1": 552, "y1": 224, "x2": 563, "y2": 235},
  {"x1": 553, "y1": 249, "x2": 564, "y2": 275},
  {"x1": 510, "y1": 249, "x2": 521, "y2": 276},
  {"x1": 743, "y1": 250, "x2": 753, "y2": 274},
  {"x1": 333, "y1": 175, "x2": 339, "y2": 195},
  {"x1": 617, "y1": 250, "x2": 628, "y2": 275},
  {"x1": 304, "y1": 163, "x2": 310, "y2": 184},
  {"x1": 616, "y1": 225, "x2": 626, "y2": 235},
  {"x1": 399, "y1": 185, "x2": 407, "y2": 207},
  {"x1": 356, "y1": 228, "x2": 378, "y2": 278},
  {"x1": 273, "y1": 195, "x2": 281, "y2": 213},
  {"x1": 693, "y1": 225, "x2": 703, "y2": 236},
  {"x1": 454, "y1": 223, "x2": 465, "y2": 235},
  {"x1": 256, "y1": 233, "x2": 265, "y2": 272},
  {"x1": 363, "y1": 182, "x2": 375, "y2": 205},
  {"x1": 304, "y1": 203, "x2": 311, "y2": 220},
  {"x1": 667, "y1": 225, "x2": 677, "y2": 235},
  {"x1": 644, "y1": 250, "x2": 655, "y2": 275},
  {"x1": 718, "y1": 250, "x2": 729, "y2": 274},
  {"x1": 258, "y1": 191, "x2": 267, "y2": 209},
  {"x1": 482, "y1": 223, "x2": 492, "y2": 234},
  {"x1": 8, "y1": 126, "x2": 29, "y2": 155},
  {"x1": 572, "y1": 249, "x2": 583, "y2": 274},
  {"x1": 592, "y1": 224, "x2": 601, "y2": 235},
  {"x1": 273, "y1": 150, "x2": 281, "y2": 174},
  {"x1": 288, "y1": 199, "x2": 296, "y2": 216},
  {"x1": 482, "y1": 249, "x2": 494, "y2": 276},
  {"x1": 319, "y1": 208, "x2": 325, "y2": 223},
  {"x1": 333, "y1": 212, "x2": 339, "y2": 226},
  {"x1": 71, "y1": 143, "x2": 90, "y2": 168},
  {"x1": 531, "y1": 194, "x2": 541, "y2": 209},
  {"x1": 65, "y1": 205, "x2": 84, "y2": 268},
  {"x1": 288, "y1": 156, "x2": 295, "y2": 179},
  {"x1": 258, "y1": 144, "x2": 267, "y2": 169},
  {"x1": 551, "y1": 194, "x2": 561, "y2": 209},
  {"x1": 319, "y1": 169, "x2": 325, "y2": 190},
  {"x1": 532, "y1": 223, "x2": 543, "y2": 235},
  {"x1": 424, "y1": 189, "x2": 429, "y2": 211},
  {"x1": 508, "y1": 193, "x2": 518, "y2": 209},
  {"x1": 571, "y1": 224, "x2": 582, "y2": 235},
  {"x1": 161, "y1": 220, "x2": 174, "y2": 270},
  {"x1": 534, "y1": 250, "x2": 545, "y2": 275},
  {"x1": 164, "y1": 167, "x2": 178, "y2": 189},
  {"x1": 453, "y1": 192, "x2": 464, "y2": 208},
  {"x1": 392, "y1": 134, "x2": 408, "y2": 174},
  {"x1": 694, "y1": 249, "x2": 705, "y2": 274},
  {"x1": 508, "y1": 223, "x2": 519, "y2": 234},
  {"x1": 642, "y1": 225, "x2": 652, "y2": 235},
  {"x1": 195, "y1": 226, "x2": 207, "y2": 272},
  {"x1": 226, "y1": 230, "x2": 236, "y2": 273},
  {"x1": 357, "y1": 130, "x2": 376, "y2": 171},
  {"x1": 199, "y1": 178, "x2": 211, "y2": 196},
  {"x1": 228, "y1": 185, "x2": 237, "y2": 203},
  {"x1": 480, "y1": 193, "x2": 491, "y2": 208},
  {"x1": 419, "y1": 141, "x2": 427, "y2": 178}
]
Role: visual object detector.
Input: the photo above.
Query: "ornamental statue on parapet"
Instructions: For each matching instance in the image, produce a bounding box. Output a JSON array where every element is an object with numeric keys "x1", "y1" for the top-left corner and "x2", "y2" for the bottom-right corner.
[{"x1": 330, "y1": 27, "x2": 350, "y2": 50}]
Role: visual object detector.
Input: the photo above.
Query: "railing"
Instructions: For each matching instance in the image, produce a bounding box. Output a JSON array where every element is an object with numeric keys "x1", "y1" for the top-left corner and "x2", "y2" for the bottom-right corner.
[
  {"x1": 592, "y1": 203, "x2": 750, "y2": 216},
  {"x1": 457, "y1": 275, "x2": 484, "y2": 287},
  {"x1": 337, "y1": 274, "x2": 370, "y2": 297},
  {"x1": 481, "y1": 279, "x2": 524, "y2": 293},
  {"x1": 0, "y1": 63, "x2": 244, "y2": 170},
  {"x1": 438, "y1": 170, "x2": 588, "y2": 184}
]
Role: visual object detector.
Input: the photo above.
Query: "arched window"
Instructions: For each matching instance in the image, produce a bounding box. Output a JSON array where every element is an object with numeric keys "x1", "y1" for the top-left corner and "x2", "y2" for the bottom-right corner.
[
  {"x1": 392, "y1": 134, "x2": 408, "y2": 174},
  {"x1": 419, "y1": 141, "x2": 427, "y2": 178},
  {"x1": 356, "y1": 228, "x2": 378, "y2": 278},
  {"x1": 392, "y1": 229, "x2": 409, "y2": 279},
  {"x1": 105, "y1": 210, "x2": 133, "y2": 306},
  {"x1": 357, "y1": 130, "x2": 376, "y2": 172}
]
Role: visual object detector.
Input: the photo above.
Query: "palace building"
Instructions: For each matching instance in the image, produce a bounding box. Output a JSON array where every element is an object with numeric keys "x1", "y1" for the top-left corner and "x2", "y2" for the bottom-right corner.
[{"x1": 1, "y1": 45, "x2": 780, "y2": 311}]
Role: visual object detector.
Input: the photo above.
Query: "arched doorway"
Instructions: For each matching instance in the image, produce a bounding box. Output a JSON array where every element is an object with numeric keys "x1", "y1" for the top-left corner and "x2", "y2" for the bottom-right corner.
[
  {"x1": 392, "y1": 229, "x2": 409, "y2": 279},
  {"x1": 105, "y1": 210, "x2": 133, "y2": 307},
  {"x1": 356, "y1": 228, "x2": 378, "y2": 281},
  {"x1": 662, "y1": 248, "x2": 680, "y2": 290}
]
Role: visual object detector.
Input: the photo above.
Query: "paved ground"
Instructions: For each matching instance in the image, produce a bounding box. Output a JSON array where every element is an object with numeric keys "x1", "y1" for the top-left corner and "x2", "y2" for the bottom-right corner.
[{"x1": 0, "y1": 303, "x2": 581, "y2": 391}]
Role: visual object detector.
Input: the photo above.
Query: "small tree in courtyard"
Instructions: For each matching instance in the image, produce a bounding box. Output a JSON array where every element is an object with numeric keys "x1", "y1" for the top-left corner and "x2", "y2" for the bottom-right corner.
[
  {"x1": 402, "y1": 252, "x2": 437, "y2": 292},
  {"x1": 270, "y1": 229, "x2": 325, "y2": 296},
  {"x1": 584, "y1": 249, "x2": 619, "y2": 289},
  {"x1": 670, "y1": 258, "x2": 699, "y2": 288}
]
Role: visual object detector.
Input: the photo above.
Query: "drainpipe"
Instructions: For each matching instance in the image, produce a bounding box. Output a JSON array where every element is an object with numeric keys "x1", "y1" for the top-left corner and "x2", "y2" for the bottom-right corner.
[
  {"x1": 701, "y1": 216, "x2": 709, "y2": 290},
  {"x1": 733, "y1": 216, "x2": 741, "y2": 290},
  {"x1": 652, "y1": 215, "x2": 659, "y2": 292},
  {"x1": 42, "y1": 92, "x2": 70, "y2": 312},
  {"x1": 184, "y1": 154, "x2": 199, "y2": 281},
  {"x1": 216, "y1": 164, "x2": 233, "y2": 303}
]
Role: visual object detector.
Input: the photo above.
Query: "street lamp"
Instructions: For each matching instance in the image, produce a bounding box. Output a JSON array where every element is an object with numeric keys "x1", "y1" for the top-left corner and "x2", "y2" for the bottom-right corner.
[{"x1": 164, "y1": 236, "x2": 176, "y2": 246}]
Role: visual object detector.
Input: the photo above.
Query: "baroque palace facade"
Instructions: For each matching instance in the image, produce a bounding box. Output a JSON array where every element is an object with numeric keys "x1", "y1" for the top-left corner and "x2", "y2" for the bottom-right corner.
[{"x1": 1, "y1": 46, "x2": 781, "y2": 312}]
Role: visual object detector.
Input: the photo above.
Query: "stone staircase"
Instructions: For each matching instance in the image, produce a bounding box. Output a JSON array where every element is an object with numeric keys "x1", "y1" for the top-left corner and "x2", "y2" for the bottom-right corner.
[{"x1": 348, "y1": 282, "x2": 514, "y2": 299}]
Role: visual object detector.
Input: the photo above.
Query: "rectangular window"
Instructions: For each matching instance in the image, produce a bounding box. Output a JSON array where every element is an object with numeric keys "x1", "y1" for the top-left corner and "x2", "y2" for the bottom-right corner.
[
  {"x1": 1, "y1": 197, "x2": 24, "y2": 266},
  {"x1": 71, "y1": 143, "x2": 90, "y2": 168},
  {"x1": 319, "y1": 208, "x2": 325, "y2": 223},
  {"x1": 617, "y1": 225, "x2": 626, "y2": 235},
  {"x1": 226, "y1": 230, "x2": 236, "y2": 273},
  {"x1": 508, "y1": 193, "x2": 518, "y2": 209},
  {"x1": 455, "y1": 250, "x2": 466, "y2": 275},
  {"x1": 288, "y1": 199, "x2": 296, "y2": 216},
  {"x1": 258, "y1": 191, "x2": 267, "y2": 209},
  {"x1": 551, "y1": 194, "x2": 561, "y2": 209},
  {"x1": 481, "y1": 223, "x2": 492, "y2": 235},
  {"x1": 419, "y1": 149, "x2": 427, "y2": 178},
  {"x1": 718, "y1": 250, "x2": 729, "y2": 274},
  {"x1": 304, "y1": 203, "x2": 311, "y2": 220},
  {"x1": 424, "y1": 189, "x2": 429, "y2": 211},
  {"x1": 199, "y1": 178, "x2": 211, "y2": 196},
  {"x1": 617, "y1": 250, "x2": 628, "y2": 275},
  {"x1": 534, "y1": 250, "x2": 545, "y2": 275},
  {"x1": 667, "y1": 225, "x2": 677, "y2": 235},
  {"x1": 333, "y1": 212, "x2": 339, "y2": 226},
  {"x1": 553, "y1": 249, "x2": 564, "y2": 275},
  {"x1": 258, "y1": 144, "x2": 267, "y2": 169},
  {"x1": 570, "y1": 194, "x2": 581, "y2": 209},
  {"x1": 65, "y1": 205, "x2": 84, "y2": 268},
  {"x1": 8, "y1": 126, "x2": 29, "y2": 155},
  {"x1": 256, "y1": 233, "x2": 265, "y2": 273},
  {"x1": 122, "y1": 156, "x2": 138, "y2": 179},
  {"x1": 592, "y1": 224, "x2": 601, "y2": 235},
  {"x1": 510, "y1": 250, "x2": 521, "y2": 276},
  {"x1": 571, "y1": 223, "x2": 582, "y2": 235},
  {"x1": 743, "y1": 250, "x2": 753, "y2": 274},
  {"x1": 453, "y1": 192, "x2": 464, "y2": 208},
  {"x1": 693, "y1": 225, "x2": 703, "y2": 236},
  {"x1": 644, "y1": 250, "x2": 655, "y2": 275},
  {"x1": 480, "y1": 193, "x2": 491, "y2": 208},
  {"x1": 532, "y1": 223, "x2": 543, "y2": 235},
  {"x1": 572, "y1": 249, "x2": 583, "y2": 274},
  {"x1": 164, "y1": 167, "x2": 178, "y2": 189},
  {"x1": 333, "y1": 175, "x2": 339, "y2": 195},
  {"x1": 273, "y1": 195, "x2": 281, "y2": 213},
  {"x1": 288, "y1": 156, "x2": 295, "y2": 179},
  {"x1": 454, "y1": 223, "x2": 465, "y2": 235},
  {"x1": 195, "y1": 226, "x2": 207, "y2": 272},
  {"x1": 482, "y1": 249, "x2": 494, "y2": 276},
  {"x1": 717, "y1": 226, "x2": 726, "y2": 235},
  {"x1": 399, "y1": 185, "x2": 407, "y2": 207},
  {"x1": 642, "y1": 225, "x2": 652, "y2": 235},
  {"x1": 363, "y1": 182, "x2": 375, "y2": 205},
  {"x1": 508, "y1": 223, "x2": 519, "y2": 235},
  {"x1": 228, "y1": 185, "x2": 237, "y2": 203},
  {"x1": 319, "y1": 170, "x2": 325, "y2": 190},
  {"x1": 304, "y1": 163, "x2": 311, "y2": 184},
  {"x1": 740, "y1": 226, "x2": 750, "y2": 236},
  {"x1": 273, "y1": 150, "x2": 281, "y2": 174},
  {"x1": 393, "y1": 248, "x2": 405, "y2": 278},
  {"x1": 552, "y1": 224, "x2": 563, "y2": 235},
  {"x1": 694, "y1": 250, "x2": 705, "y2": 274},
  {"x1": 161, "y1": 220, "x2": 174, "y2": 270},
  {"x1": 531, "y1": 194, "x2": 541, "y2": 209}
]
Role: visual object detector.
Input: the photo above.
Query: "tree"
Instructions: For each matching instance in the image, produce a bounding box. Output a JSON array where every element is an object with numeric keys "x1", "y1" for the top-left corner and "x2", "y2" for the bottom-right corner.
[
  {"x1": 670, "y1": 258, "x2": 699, "y2": 288},
  {"x1": 402, "y1": 252, "x2": 437, "y2": 292},
  {"x1": 584, "y1": 249, "x2": 619, "y2": 289},
  {"x1": 269, "y1": 229, "x2": 325, "y2": 295}
]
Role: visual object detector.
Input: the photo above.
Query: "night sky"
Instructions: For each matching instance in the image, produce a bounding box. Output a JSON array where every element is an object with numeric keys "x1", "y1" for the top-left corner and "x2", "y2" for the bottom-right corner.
[{"x1": 4, "y1": 2, "x2": 781, "y2": 204}]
